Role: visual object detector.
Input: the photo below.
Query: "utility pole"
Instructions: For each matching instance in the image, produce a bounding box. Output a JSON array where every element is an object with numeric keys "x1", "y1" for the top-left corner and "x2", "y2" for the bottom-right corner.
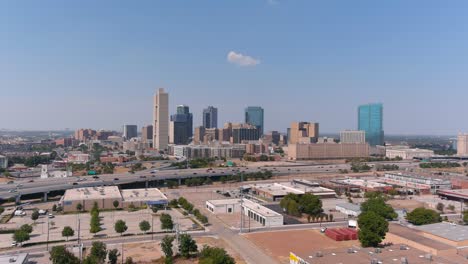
[
  {"x1": 121, "y1": 243, "x2": 124, "y2": 264},
  {"x1": 46, "y1": 217, "x2": 50, "y2": 251},
  {"x1": 151, "y1": 214, "x2": 154, "y2": 240},
  {"x1": 239, "y1": 173, "x2": 244, "y2": 234}
]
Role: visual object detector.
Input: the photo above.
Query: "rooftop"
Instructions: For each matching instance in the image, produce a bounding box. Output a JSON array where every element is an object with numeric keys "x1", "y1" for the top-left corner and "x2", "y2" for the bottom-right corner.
[
  {"x1": 336, "y1": 203, "x2": 361, "y2": 212},
  {"x1": 121, "y1": 188, "x2": 168, "y2": 202},
  {"x1": 207, "y1": 199, "x2": 242, "y2": 206},
  {"x1": 251, "y1": 182, "x2": 335, "y2": 197},
  {"x1": 63, "y1": 186, "x2": 122, "y2": 201},
  {"x1": 414, "y1": 222, "x2": 468, "y2": 242},
  {"x1": 242, "y1": 198, "x2": 282, "y2": 217},
  {"x1": 337, "y1": 178, "x2": 390, "y2": 188},
  {"x1": 0, "y1": 253, "x2": 28, "y2": 264},
  {"x1": 438, "y1": 189, "x2": 468, "y2": 199}
]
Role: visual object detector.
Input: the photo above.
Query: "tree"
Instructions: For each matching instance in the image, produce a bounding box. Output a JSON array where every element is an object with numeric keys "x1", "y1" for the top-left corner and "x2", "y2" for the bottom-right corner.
[
  {"x1": 114, "y1": 220, "x2": 128, "y2": 236},
  {"x1": 76, "y1": 203, "x2": 83, "y2": 211},
  {"x1": 179, "y1": 234, "x2": 198, "y2": 258},
  {"x1": 13, "y1": 230, "x2": 30, "y2": 245},
  {"x1": 199, "y1": 245, "x2": 235, "y2": 264},
  {"x1": 329, "y1": 214, "x2": 334, "y2": 222},
  {"x1": 125, "y1": 257, "x2": 135, "y2": 264},
  {"x1": 31, "y1": 210, "x2": 39, "y2": 222},
  {"x1": 160, "y1": 213, "x2": 174, "y2": 231},
  {"x1": 300, "y1": 193, "x2": 323, "y2": 217},
  {"x1": 436, "y1": 202, "x2": 445, "y2": 212},
  {"x1": 20, "y1": 224, "x2": 33, "y2": 234},
  {"x1": 113, "y1": 200, "x2": 120, "y2": 209},
  {"x1": 108, "y1": 249, "x2": 120, "y2": 264},
  {"x1": 406, "y1": 208, "x2": 442, "y2": 225},
  {"x1": 52, "y1": 204, "x2": 57, "y2": 212},
  {"x1": 62, "y1": 226, "x2": 75, "y2": 241},
  {"x1": 50, "y1": 245, "x2": 80, "y2": 264},
  {"x1": 90, "y1": 211, "x2": 101, "y2": 234},
  {"x1": 463, "y1": 210, "x2": 468, "y2": 224},
  {"x1": 358, "y1": 211, "x2": 389, "y2": 247},
  {"x1": 91, "y1": 202, "x2": 99, "y2": 215},
  {"x1": 139, "y1": 220, "x2": 151, "y2": 234},
  {"x1": 161, "y1": 235, "x2": 175, "y2": 263},
  {"x1": 287, "y1": 199, "x2": 301, "y2": 217},
  {"x1": 361, "y1": 196, "x2": 397, "y2": 220},
  {"x1": 88, "y1": 241, "x2": 107, "y2": 263},
  {"x1": 447, "y1": 204, "x2": 456, "y2": 212}
]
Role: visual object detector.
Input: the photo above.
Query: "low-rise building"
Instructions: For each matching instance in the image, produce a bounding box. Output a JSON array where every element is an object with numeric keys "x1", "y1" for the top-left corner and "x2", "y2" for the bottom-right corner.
[
  {"x1": 383, "y1": 172, "x2": 451, "y2": 194},
  {"x1": 67, "y1": 152, "x2": 90, "y2": 164},
  {"x1": 0, "y1": 253, "x2": 29, "y2": 264},
  {"x1": 334, "y1": 178, "x2": 392, "y2": 192},
  {"x1": 121, "y1": 188, "x2": 168, "y2": 209},
  {"x1": 205, "y1": 198, "x2": 283, "y2": 227},
  {"x1": 385, "y1": 146, "x2": 434, "y2": 160},
  {"x1": 247, "y1": 180, "x2": 336, "y2": 201},
  {"x1": 335, "y1": 203, "x2": 361, "y2": 217},
  {"x1": 288, "y1": 142, "x2": 369, "y2": 160}
]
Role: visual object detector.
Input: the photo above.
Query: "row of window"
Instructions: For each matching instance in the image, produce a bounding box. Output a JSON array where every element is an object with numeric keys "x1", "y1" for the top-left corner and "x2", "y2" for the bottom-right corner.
[{"x1": 248, "y1": 209, "x2": 266, "y2": 226}]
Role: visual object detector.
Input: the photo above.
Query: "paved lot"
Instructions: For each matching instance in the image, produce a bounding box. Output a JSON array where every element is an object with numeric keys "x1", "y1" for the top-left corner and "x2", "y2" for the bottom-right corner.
[{"x1": 0, "y1": 208, "x2": 193, "y2": 249}]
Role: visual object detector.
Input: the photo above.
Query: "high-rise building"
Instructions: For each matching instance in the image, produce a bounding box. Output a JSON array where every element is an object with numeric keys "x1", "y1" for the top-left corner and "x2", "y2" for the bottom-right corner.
[
  {"x1": 141, "y1": 125, "x2": 153, "y2": 146},
  {"x1": 170, "y1": 105, "x2": 193, "y2": 145},
  {"x1": 231, "y1": 123, "x2": 260, "y2": 144},
  {"x1": 203, "y1": 106, "x2": 218, "y2": 129},
  {"x1": 457, "y1": 133, "x2": 468, "y2": 156},
  {"x1": 289, "y1": 122, "x2": 319, "y2": 144},
  {"x1": 123, "y1": 125, "x2": 138, "y2": 140},
  {"x1": 340, "y1": 130, "x2": 366, "y2": 144},
  {"x1": 358, "y1": 103, "x2": 384, "y2": 146},
  {"x1": 245, "y1": 106, "x2": 264, "y2": 135},
  {"x1": 153, "y1": 88, "x2": 169, "y2": 150}
]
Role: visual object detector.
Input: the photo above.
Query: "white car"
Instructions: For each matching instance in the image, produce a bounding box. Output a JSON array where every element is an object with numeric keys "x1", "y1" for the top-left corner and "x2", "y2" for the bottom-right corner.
[{"x1": 48, "y1": 213, "x2": 54, "y2": 218}]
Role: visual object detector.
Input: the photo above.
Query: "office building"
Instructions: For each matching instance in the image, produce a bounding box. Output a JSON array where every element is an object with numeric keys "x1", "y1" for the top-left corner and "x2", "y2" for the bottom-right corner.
[
  {"x1": 123, "y1": 125, "x2": 138, "y2": 140},
  {"x1": 288, "y1": 142, "x2": 369, "y2": 160},
  {"x1": 203, "y1": 106, "x2": 218, "y2": 128},
  {"x1": 231, "y1": 123, "x2": 260, "y2": 144},
  {"x1": 153, "y1": 88, "x2": 169, "y2": 150},
  {"x1": 457, "y1": 133, "x2": 468, "y2": 156},
  {"x1": 340, "y1": 130, "x2": 365, "y2": 144},
  {"x1": 245, "y1": 106, "x2": 264, "y2": 135},
  {"x1": 289, "y1": 122, "x2": 319, "y2": 144},
  {"x1": 74, "y1": 129, "x2": 96, "y2": 141},
  {"x1": 170, "y1": 105, "x2": 193, "y2": 145},
  {"x1": 383, "y1": 172, "x2": 451, "y2": 194},
  {"x1": 358, "y1": 103, "x2": 384, "y2": 146},
  {"x1": 385, "y1": 146, "x2": 434, "y2": 160},
  {"x1": 141, "y1": 125, "x2": 153, "y2": 146},
  {"x1": 169, "y1": 144, "x2": 246, "y2": 160}
]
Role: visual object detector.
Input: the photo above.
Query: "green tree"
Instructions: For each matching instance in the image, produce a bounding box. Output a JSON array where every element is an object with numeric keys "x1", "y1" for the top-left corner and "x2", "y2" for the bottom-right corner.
[
  {"x1": 88, "y1": 241, "x2": 107, "y2": 263},
  {"x1": 179, "y1": 234, "x2": 198, "y2": 258},
  {"x1": 161, "y1": 235, "x2": 175, "y2": 264},
  {"x1": 91, "y1": 202, "x2": 99, "y2": 215},
  {"x1": 139, "y1": 220, "x2": 151, "y2": 234},
  {"x1": 114, "y1": 220, "x2": 128, "y2": 236},
  {"x1": 361, "y1": 196, "x2": 397, "y2": 220},
  {"x1": 463, "y1": 210, "x2": 468, "y2": 224},
  {"x1": 287, "y1": 199, "x2": 301, "y2": 217},
  {"x1": 52, "y1": 204, "x2": 57, "y2": 212},
  {"x1": 90, "y1": 211, "x2": 101, "y2": 234},
  {"x1": 13, "y1": 230, "x2": 30, "y2": 245},
  {"x1": 108, "y1": 249, "x2": 120, "y2": 264},
  {"x1": 31, "y1": 210, "x2": 39, "y2": 222},
  {"x1": 447, "y1": 204, "x2": 456, "y2": 212},
  {"x1": 358, "y1": 211, "x2": 389, "y2": 247},
  {"x1": 436, "y1": 202, "x2": 445, "y2": 212},
  {"x1": 113, "y1": 200, "x2": 120, "y2": 209},
  {"x1": 62, "y1": 226, "x2": 75, "y2": 241},
  {"x1": 125, "y1": 257, "x2": 135, "y2": 264},
  {"x1": 406, "y1": 208, "x2": 442, "y2": 225},
  {"x1": 76, "y1": 203, "x2": 83, "y2": 211},
  {"x1": 199, "y1": 246, "x2": 235, "y2": 264},
  {"x1": 20, "y1": 224, "x2": 33, "y2": 234},
  {"x1": 50, "y1": 245, "x2": 80, "y2": 264},
  {"x1": 300, "y1": 193, "x2": 323, "y2": 217},
  {"x1": 160, "y1": 213, "x2": 174, "y2": 231}
]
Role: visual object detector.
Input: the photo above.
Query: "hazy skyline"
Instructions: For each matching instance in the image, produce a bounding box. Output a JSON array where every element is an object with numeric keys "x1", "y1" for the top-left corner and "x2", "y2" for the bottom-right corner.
[{"x1": 2, "y1": 1, "x2": 468, "y2": 135}]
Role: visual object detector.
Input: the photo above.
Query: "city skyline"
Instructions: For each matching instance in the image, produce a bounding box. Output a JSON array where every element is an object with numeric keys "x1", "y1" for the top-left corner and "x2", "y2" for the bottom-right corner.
[{"x1": 3, "y1": 1, "x2": 468, "y2": 135}]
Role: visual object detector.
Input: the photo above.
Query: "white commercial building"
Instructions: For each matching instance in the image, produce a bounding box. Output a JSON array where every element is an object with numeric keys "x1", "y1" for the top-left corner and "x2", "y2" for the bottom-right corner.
[
  {"x1": 385, "y1": 146, "x2": 434, "y2": 160},
  {"x1": 340, "y1": 130, "x2": 365, "y2": 144},
  {"x1": 206, "y1": 198, "x2": 283, "y2": 227},
  {"x1": 335, "y1": 203, "x2": 361, "y2": 217},
  {"x1": 457, "y1": 133, "x2": 468, "y2": 156}
]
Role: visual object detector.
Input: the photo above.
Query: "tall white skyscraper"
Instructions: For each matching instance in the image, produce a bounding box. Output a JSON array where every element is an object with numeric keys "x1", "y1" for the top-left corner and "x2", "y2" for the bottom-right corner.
[{"x1": 153, "y1": 88, "x2": 169, "y2": 150}]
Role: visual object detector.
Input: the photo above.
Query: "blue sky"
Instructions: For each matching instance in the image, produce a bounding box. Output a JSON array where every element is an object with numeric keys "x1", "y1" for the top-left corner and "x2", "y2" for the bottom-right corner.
[{"x1": 1, "y1": 0, "x2": 468, "y2": 135}]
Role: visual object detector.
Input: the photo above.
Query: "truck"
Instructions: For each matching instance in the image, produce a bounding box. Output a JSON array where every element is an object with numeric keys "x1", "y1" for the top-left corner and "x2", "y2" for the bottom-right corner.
[
  {"x1": 14, "y1": 210, "x2": 26, "y2": 216},
  {"x1": 348, "y1": 219, "x2": 357, "y2": 228}
]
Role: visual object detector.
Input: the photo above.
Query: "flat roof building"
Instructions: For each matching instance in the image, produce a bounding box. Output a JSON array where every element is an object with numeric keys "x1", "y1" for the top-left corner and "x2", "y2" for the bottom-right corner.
[
  {"x1": 414, "y1": 222, "x2": 468, "y2": 247},
  {"x1": 206, "y1": 198, "x2": 283, "y2": 227},
  {"x1": 288, "y1": 142, "x2": 369, "y2": 160},
  {"x1": 335, "y1": 203, "x2": 361, "y2": 217},
  {"x1": 121, "y1": 188, "x2": 168, "y2": 208},
  {"x1": 247, "y1": 180, "x2": 336, "y2": 201},
  {"x1": 383, "y1": 172, "x2": 451, "y2": 194},
  {"x1": 0, "y1": 253, "x2": 29, "y2": 264},
  {"x1": 438, "y1": 189, "x2": 468, "y2": 203},
  {"x1": 385, "y1": 146, "x2": 434, "y2": 160}
]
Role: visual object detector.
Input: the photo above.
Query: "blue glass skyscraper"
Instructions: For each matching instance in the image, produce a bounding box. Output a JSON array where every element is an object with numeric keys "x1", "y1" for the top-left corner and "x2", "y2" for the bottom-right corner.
[
  {"x1": 358, "y1": 103, "x2": 384, "y2": 146},
  {"x1": 245, "y1": 106, "x2": 264, "y2": 135}
]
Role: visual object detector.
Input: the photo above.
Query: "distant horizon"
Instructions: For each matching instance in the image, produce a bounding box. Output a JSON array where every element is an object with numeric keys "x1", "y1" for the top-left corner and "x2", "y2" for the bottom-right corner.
[{"x1": 2, "y1": 2, "x2": 468, "y2": 135}]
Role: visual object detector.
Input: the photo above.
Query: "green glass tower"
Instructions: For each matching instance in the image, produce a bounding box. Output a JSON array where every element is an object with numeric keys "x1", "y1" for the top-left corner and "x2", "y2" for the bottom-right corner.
[{"x1": 358, "y1": 103, "x2": 384, "y2": 146}]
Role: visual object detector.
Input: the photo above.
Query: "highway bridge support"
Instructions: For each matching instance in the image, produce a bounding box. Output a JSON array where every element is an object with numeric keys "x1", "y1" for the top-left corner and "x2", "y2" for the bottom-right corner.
[
  {"x1": 178, "y1": 178, "x2": 182, "y2": 185},
  {"x1": 15, "y1": 195, "x2": 21, "y2": 204},
  {"x1": 43, "y1": 192, "x2": 48, "y2": 202}
]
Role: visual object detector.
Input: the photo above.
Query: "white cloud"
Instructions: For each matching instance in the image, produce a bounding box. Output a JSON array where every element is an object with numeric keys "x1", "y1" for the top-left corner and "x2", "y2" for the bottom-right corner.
[{"x1": 227, "y1": 51, "x2": 260, "y2": 67}]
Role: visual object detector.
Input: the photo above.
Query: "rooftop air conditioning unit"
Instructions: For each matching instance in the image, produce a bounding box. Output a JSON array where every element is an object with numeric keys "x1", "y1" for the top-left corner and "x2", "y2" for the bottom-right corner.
[
  {"x1": 315, "y1": 252, "x2": 323, "y2": 257},
  {"x1": 400, "y1": 257, "x2": 408, "y2": 264},
  {"x1": 400, "y1": 245, "x2": 408, "y2": 250}
]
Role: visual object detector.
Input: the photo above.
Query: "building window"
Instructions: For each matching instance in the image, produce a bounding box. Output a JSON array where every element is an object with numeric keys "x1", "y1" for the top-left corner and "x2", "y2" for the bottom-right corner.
[{"x1": 228, "y1": 208, "x2": 232, "y2": 213}]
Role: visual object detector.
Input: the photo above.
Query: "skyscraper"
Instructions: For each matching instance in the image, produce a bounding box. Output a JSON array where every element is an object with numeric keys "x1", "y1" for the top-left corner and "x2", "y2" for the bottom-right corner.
[
  {"x1": 245, "y1": 106, "x2": 264, "y2": 135},
  {"x1": 358, "y1": 103, "x2": 384, "y2": 146},
  {"x1": 170, "y1": 105, "x2": 193, "y2": 145},
  {"x1": 141, "y1": 125, "x2": 153, "y2": 146},
  {"x1": 153, "y1": 88, "x2": 169, "y2": 150},
  {"x1": 203, "y1": 106, "x2": 218, "y2": 129},
  {"x1": 123, "y1": 125, "x2": 138, "y2": 140}
]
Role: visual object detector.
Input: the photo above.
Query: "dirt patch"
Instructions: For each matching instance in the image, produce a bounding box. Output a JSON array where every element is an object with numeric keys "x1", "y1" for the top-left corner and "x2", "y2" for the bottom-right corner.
[
  {"x1": 387, "y1": 199, "x2": 426, "y2": 211},
  {"x1": 107, "y1": 241, "x2": 163, "y2": 263},
  {"x1": 195, "y1": 236, "x2": 246, "y2": 264},
  {"x1": 245, "y1": 229, "x2": 358, "y2": 263}
]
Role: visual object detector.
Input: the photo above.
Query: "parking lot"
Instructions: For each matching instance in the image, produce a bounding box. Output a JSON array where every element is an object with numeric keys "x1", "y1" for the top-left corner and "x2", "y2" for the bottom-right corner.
[{"x1": 0, "y1": 207, "x2": 194, "y2": 248}]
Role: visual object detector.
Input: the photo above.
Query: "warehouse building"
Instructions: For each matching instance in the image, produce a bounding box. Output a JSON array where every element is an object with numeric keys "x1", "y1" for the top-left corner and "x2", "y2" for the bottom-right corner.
[
  {"x1": 334, "y1": 178, "x2": 392, "y2": 193},
  {"x1": 206, "y1": 198, "x2": 283, "y2": 227},
  {"x1": 61, "y1": 187, "x2": 168, "y2": 212},
  {"x1": 335, "y1": 203, "x2": 361, "y2": 217},
  {"x1": 385, "y1": 146, "x2": 434, "y2": 160},
  {"x1": 247, "y1": 179, "x2": 336, "y2": 201},
  {"x1": 383, "y1": 172, "x2": 451, "y2": 194}
]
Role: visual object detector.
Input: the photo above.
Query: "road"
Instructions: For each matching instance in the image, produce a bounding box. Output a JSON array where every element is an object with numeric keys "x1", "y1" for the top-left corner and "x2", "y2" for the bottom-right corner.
[{"x1": 0, "y1": 161, "x2": 419, "y2": 200}]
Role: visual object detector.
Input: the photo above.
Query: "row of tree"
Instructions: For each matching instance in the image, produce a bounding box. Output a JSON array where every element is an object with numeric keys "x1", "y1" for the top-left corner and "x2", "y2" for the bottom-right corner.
[
  {"x1": 174, "y1": 197, "x2": 209, "y2": 224},
  {"x1": 50, "y1": 241, "x2": 134, "y2": 264}
]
